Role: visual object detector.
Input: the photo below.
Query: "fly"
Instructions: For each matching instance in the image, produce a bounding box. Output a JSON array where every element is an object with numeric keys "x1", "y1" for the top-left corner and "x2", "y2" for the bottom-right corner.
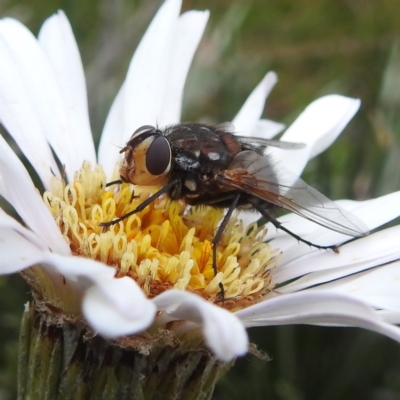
[{"x1": 100, "y1": 123, "x2": 369, "y2": 298}]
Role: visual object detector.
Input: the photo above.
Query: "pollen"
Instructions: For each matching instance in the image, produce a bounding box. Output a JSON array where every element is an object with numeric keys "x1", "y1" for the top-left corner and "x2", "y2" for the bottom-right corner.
[{"x1": 43, "y1": 162, "x2": 278, "y2": 311}]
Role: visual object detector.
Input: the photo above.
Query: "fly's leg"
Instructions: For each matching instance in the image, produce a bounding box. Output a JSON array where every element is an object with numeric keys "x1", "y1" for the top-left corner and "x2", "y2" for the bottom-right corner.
[
  {"x1": 100, "y1": 179, "x2": 179, "y2": 228},
  {"x1": 104, "y1": 180, "x2": 139, "y2": 201},
  {"x1": 212, "y1": 193, "x2": 241, "y2": 302},
  {"x1": 248, "y1": 199, "x2": 339, "y2": 253},
  {"x1": 106, "y1": 179, "x2": 123, "y2": 187}
]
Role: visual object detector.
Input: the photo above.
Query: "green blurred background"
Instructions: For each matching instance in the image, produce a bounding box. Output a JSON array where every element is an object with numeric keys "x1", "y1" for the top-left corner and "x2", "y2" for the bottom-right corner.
[{"x1": 1, "y1": 0, "x2": 400, "y2": 399}]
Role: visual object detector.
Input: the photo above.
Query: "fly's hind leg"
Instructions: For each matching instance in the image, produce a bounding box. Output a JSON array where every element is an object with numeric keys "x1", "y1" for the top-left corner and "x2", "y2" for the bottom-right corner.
[{"x1": 248, "y1": 198, "x2": 339, "y2": 253}]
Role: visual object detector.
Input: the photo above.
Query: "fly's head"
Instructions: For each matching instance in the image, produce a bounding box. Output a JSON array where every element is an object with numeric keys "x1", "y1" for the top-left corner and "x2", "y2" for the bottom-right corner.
[{"x1": 119, "y1": 125, "x2": 172, "y2": 186}]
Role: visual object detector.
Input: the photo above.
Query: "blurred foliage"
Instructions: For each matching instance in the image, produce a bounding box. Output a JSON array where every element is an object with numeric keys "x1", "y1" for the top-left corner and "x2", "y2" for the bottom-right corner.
[{"x1": 0, "y1": 0, "x2": 400, "y2": 399}]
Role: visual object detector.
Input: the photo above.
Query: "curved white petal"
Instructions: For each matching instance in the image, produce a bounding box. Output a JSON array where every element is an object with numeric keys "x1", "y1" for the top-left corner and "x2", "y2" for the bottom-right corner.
[
  {"x1": 100, "y1": 0, "x2": 183, "y2": 177},
  {"x1": 38, "y1": 10, "x2": 96, "y2": 165},
  {"x1": 123, "y1": 0, "x2": 182, "y2": 139},
  {"x1": 0, "y1": 229, "x2": 156, "y2": 336},
  {"x1": 309, "y1": 261, "x2": 400, "y2": 313},
  {"x1": 42, "y1": 256, "x2": 153, "y2": 337},
  {"x1": 0, "y1": 208, "x2": 48, "y2": 251},
  {"x1": 236, "y1": 291, "x2": 375, "y2": 323},
  {"x1": 270, "y1": 190, "x2": 400, "y2": 268},
  {"x1": 83, "y1": 277, "x2": 156, "y2": 337},
  {"x1": 157, "y1": 10, "x2": 209, "y2": 126},
  {"x1": 232, "y1": 71, "x2": 278, "y2": 135},
  {"x1": 273, "y1": 226, "x2": 400, "y2": 287},
  {"x1": 0, "y1": 18, "x2": 83, "y2": 182},
  {"x1": 0, "y1": 19, "x2": 59, "y2": 186},
  {"x1": 153, "y1": 289, "x2": 248, "y2": 362},
  {"x1": 42, "y1": 252, "x2": 116, "y2": 284},
  {"x1": 98, "y1": 82, "x2": 125, "y2": 179},
  {"x1": 0, "y1": 136, "x2": 70, "y2": 255},
  {"x1": 270, "y1": 95, "x2": 360, "y2": 177},
  {"x1": 0, "y1": 227, "x2": 45, "y2": 273},
  {"x1": 235, "y1": 291, "x2": 400, "y2": 344},
  {"x1": 336, "y1": 191, "x2": 400, "y2": 231},
  {"x1": 378, "y1": 310, "x2": 400, "y2": 324}
]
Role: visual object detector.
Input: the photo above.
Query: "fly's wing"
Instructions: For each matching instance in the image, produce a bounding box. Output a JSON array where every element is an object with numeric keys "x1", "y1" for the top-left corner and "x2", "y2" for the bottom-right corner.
[
  {"x1": 216, "y1": 122, "x2": 305, "y2": 150},
  {"x1": 236, "y1": 136, "x2": 306, "y2": 150},
  {"x1": 216, "y1": 150, "x2": 369, "y2": 237}
]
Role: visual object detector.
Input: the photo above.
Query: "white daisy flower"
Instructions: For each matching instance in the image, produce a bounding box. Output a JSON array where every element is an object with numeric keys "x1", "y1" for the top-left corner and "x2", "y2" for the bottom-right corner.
[{"x1": 1, "y1": 0, "x2": 400, "y2": 381}]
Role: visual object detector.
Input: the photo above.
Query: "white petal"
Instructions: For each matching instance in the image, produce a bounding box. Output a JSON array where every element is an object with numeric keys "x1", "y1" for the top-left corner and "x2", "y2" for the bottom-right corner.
[
  {"x1": 38, "y1": 11, "x2": 96, "y2": 165},
  {"x1": 42, "y1": 252, "x2": 116, "y2": 284},
  {"x1": 336, "y1": 191, "x2": 400, "y2": 231},
  {"x1": 0, "y1": 18, "x2": 82, "y2": 181},
  {"x1": 98, "y1": 83, "x2": 125, "y2": 179},
  {"x1": 310, "y1": 260, "x2": 400, "y2": 312},
  {"x1": 236, "y1": 291, "x2": 374, "y2": 323},
  {"x1": 0, "y1": 236, "x2": 156, "y2": 336},
  {"x1": 42, "y1": 252, "x2": 156, "y2": 337},
  {"x1": 274, "y1": 225, "x2": 400, "y2": 287},
  {"x1": 232, "y1": 72, "x2": 277, "y2": 135},
  {"x1": 270, "y1": 191, "x2": 400, "y2": 268},
  {"x1": 83, "y1": 277, "x2": 156, "y2": 337},
  {"x1": 235, "y1": 291, "x2": 400, "y2": 344},
  {"x1": 0, "y1": 19, "x2": 59, "y2": 186},
  {"x1": 0, "y1": 136, "x2": 70, "y2": 255},
  {"x1": 270, "y1": 95, "x2": 360, "y2": 176},
  {"x1": 0, "y1": 227, "x2": 45, "y2": 273},
  {"x1": 378, "y1": 310, "x2": 400, "y2": 324},
  {"x1": 100, "y1": 0, "x2": 183, "y2": 177},
  {"x1": 153, "y1": 290, "x2": 248, "y2": 362},
  {"x1": 0, "y1": 209, "x2": 48, "y2": 251},
  {"x1": 123, "y1": 0, "x2": 182, "y2": 139},
  {"x1": 100, "y1": 7, "x2": 209, "y2": 178},
  {"x1": 250, "y1": 119, "x2": 285, "y2": 139},
  {"x1": 157, "y1": 10, "x2": 209, "y2": 126}
]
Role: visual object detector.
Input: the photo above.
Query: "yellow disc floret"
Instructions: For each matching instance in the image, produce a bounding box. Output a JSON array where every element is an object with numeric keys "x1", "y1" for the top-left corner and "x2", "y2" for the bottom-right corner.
[{"x1": 43, "y1": 162, "x2": 279, "y2": 311}]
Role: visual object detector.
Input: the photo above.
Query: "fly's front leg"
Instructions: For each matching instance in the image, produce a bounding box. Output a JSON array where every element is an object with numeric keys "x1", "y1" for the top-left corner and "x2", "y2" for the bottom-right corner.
[
  {"x1": 105, "y1": 179, "x2": 123, "y2": 187},
  {"x1": 100, "y1": 179, "x2": 180, "y2": 228}
]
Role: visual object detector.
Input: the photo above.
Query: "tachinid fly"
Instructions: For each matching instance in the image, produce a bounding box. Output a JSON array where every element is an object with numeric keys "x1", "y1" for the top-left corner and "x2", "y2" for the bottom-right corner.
[{"x1": 101, "y1": 123, "x2": 369, "y2": 297}]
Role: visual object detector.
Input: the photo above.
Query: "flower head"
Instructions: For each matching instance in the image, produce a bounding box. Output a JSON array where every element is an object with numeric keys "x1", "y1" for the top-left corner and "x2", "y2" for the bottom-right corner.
[
  {"x1": 1, "y1": 0, "x2": 400, "y2": 364},
  {"x1": 44, "y1": 162, "x2": 275, "y2": 308}
]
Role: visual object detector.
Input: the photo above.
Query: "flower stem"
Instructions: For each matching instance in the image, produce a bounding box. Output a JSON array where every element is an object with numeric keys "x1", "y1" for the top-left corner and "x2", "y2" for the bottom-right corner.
[{"x1": 17, "y1": 302, "x2": 232, "y2": 400}]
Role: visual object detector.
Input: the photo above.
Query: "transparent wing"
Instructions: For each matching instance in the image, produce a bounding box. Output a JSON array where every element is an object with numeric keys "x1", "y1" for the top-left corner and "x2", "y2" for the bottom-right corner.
[
  {"x1": 216, "y1": 122, "x2": 305, "y2": 150},
  {"x1": 217, "y1": 150, "x2": 369, "y2": 237},
  {"x1": 236, "y1": 136, "x2": 306, "y2": 150}
]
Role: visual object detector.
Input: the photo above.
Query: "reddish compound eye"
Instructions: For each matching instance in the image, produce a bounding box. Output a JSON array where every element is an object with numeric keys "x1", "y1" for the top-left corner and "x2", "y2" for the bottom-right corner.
[{"x1": 145, "y1": 136, "x2": 171, "y2": 175}]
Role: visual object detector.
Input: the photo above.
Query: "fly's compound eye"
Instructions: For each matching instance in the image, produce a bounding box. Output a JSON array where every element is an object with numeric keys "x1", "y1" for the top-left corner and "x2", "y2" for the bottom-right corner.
[
  {"x1": 121, "y1": 127, "x2": 171, "y2": 186},
  {"x1": 146, "y1": 136, "x2": 171, "y2": 175},
  {"x1": 131, "y1": 125, "x2": 156, "y2": 139}
]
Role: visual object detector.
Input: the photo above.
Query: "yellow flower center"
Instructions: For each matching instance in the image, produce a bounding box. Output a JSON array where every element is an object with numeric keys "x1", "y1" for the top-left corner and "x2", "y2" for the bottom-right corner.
[{"x1": 43, "y1": 162, "x2": 278, "y2": 311}]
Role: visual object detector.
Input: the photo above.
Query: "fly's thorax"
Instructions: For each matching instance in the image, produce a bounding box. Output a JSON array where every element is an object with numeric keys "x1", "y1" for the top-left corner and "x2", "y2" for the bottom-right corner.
[
  {"x1": 168, "y1": 125, "x2": 236, "y2": 176},
  {"x1": 160, "y1": 125, "x2": 240, "y2": 200},
  {"x1": 119, "y1": 125, "x2": 172, "y2": 186}
]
